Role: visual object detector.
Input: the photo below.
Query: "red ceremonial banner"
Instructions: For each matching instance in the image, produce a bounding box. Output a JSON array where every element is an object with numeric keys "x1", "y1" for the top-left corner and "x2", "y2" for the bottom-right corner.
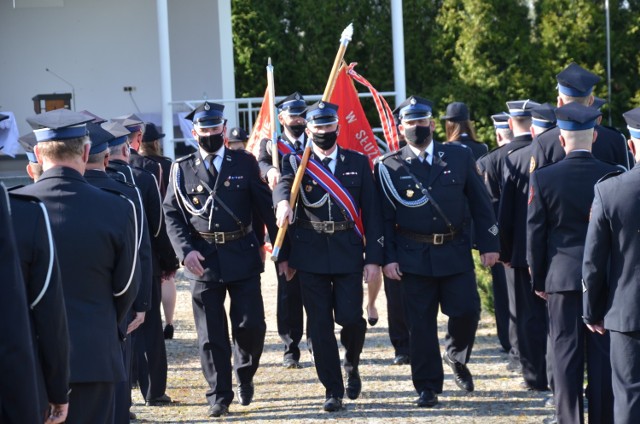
[
  {"x1": 245, "y1": 88, "x2": 272, "y2": 159},
  {"x1": 330, "y1": 66, "x2": 380, "y2": 169}
]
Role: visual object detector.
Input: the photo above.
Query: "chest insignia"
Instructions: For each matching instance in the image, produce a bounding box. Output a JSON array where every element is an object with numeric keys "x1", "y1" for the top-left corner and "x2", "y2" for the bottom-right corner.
[
  {"x1": 192, "y1": 197, "x2": 200, "y2": 205},
  {"x1": 406, "y1": 189, "x2": 414, "y2": 198},
  {"x1": 305, "y1": 185, "x2": 313, "y2": 192},
  {"x1": 224, "y1": 180, "x2": 231, "y2": 187},
  {"x1": 196, "y1": 184, "x2": 204, "y2": 193}
]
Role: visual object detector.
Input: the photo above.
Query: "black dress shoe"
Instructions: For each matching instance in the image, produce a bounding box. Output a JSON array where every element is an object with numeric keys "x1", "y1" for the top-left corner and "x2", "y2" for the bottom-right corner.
[
  {"x1": 163, "y1": 324, "x2": 174, "y2": 340},
  {"x1": 417, "y1": 390, "x2": 438, "y2": 407},
  {"x1": 392, "y1": 354, "x2": 410, "y2": 365},
  {"x1": 208, "y1": 403, "x2": 229, "y2": 417},
  {"x1": 443, "y1": 352, "x2": 474, "y2": 392},
  {"x1": 323, "y1": 397, "x2": 344, "y2": 412},
  {"x1": 283, "y1": 358, "x2": 302, "y2": 369},
  {"x1": 345, "y1": 369, "x2": 362, "y2": 400},
  {"x1": 368, "y1": 317, "x2": 378, "y2": 326},
  {"x1": 237, "y1": 382, "x2": 254, "y2": 406},
  {"x1": 146, "y1": 393, "x2": 172, "y2": 406},
  {"x1": 129, "y1": 411, "x2": 137, "y2": 420}
]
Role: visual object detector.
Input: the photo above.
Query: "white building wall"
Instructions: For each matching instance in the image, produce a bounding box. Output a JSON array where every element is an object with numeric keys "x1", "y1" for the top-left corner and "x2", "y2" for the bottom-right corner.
[{"x1": 0, "y1": 0, "x2": 230, "y2": 137}]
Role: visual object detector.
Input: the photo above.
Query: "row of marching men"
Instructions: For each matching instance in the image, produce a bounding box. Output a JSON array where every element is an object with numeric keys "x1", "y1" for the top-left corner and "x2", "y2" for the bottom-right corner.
[
  {"x1": 477, "y1": 62, "x2": 640, "y2": 424},
  {"x1": 0, "y1": 111, "x2": 180, "y2": 423}
]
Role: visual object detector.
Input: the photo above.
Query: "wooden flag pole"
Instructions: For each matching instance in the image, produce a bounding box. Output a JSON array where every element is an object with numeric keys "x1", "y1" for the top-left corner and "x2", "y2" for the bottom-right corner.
[{"x1": 271, "y1": 23, "x2": 354, "y2": 261}]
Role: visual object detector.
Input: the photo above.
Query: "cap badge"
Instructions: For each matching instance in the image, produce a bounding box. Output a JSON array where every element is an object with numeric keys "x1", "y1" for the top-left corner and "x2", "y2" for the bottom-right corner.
[
  {"x1": 204, "y1": 103, "x2": 210, "y2": 111},
  {"x1": 319, "y1": 102, "x2": 325, "y2": 109},
  {"x1": 410, "y1": 98, "x2": 417, "y2": 105},
  {"x1": 295, "y1": 93, "x2": 301, "y2": 100}
]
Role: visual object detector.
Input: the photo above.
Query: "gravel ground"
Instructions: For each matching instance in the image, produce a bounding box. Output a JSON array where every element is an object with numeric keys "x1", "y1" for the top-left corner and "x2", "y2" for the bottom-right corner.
[{"x1": 131, "y1": 266, "x2": 551, "y2": 423}]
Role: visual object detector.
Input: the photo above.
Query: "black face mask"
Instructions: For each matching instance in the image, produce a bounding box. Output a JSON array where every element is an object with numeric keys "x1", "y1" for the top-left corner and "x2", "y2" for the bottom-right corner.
[
  {"x1": 286, "y1": 124, "x2": 306, "y2": 138},
  {"x1": 311, "y1": 131, "x2": 338, "y2": 150},
  {"x1": 404, "y1": 125, "x2": 431, "y2": 147},
  {"x1": 198, "y1": 132, "x2": 224, "y2": 154}
]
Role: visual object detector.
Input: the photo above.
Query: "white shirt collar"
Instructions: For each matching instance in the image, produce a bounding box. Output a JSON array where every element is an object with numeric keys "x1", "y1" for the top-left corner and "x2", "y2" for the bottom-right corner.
[
  {"x1": 199, "y1": 145, "x2": 225, "y2": 170},
  {"x1": 408, "y1": 141, "x2": 434, "y2": 164}
]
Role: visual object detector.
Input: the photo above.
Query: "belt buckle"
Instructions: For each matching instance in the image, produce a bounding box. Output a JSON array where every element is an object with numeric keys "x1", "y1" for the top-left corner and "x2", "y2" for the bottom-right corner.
[
  {"x1": 323, "y1": 221, "x2": 335, "y2": 234},
  {"x1": 433, "y1": 233, "x2": 444, "y2": 245},
  {"x1": 214, "y1": 232, "x2": 225, "y2": 244}
]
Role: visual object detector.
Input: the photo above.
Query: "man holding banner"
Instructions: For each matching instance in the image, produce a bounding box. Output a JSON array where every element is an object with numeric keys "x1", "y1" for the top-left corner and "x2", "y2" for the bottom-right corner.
[
  {"x1": 257, "y1": 91, "x2": 311, "y2": 370},
  {"x1": 274, "y1": 101, "x2": 383, "y2": 412}
]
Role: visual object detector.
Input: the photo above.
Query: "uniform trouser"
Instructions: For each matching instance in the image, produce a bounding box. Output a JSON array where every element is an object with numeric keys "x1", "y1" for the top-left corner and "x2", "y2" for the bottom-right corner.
[
  {"x1": 298, "y1": 271, "x2": 366, "y2": 399},
  {"x1": 402, "y1": 270, "x2": 480, "y2": 394},
  {"x1": 609, "y1": 330, "x2": 640, "y2": 424},
  {"x1": 135, "y1": 276, "x2": 168, "y2": 400},
  {"x1": 115, "y1": 311, "x2": 134, "y2": 424},
  {"x1": 513, "y1": 267, "x2": 548, "y2": 389},
  {"x1": 547, "y1": 291, "x2": 584, "y2": 424},
  {"x1": 274, "y1": 264, "x2": 310, "y2": 361},
  {"x1": 585, "y1": 329, "x2": 613, "y2": 424},
  {"x1": 190, "y1": 276, "x2": 266, "y2": 407},
  {"x1": 384, "y1": 275, "x2": 410, "y2": 357},
  {"x1": 491, "y1": 263, "x2": 511, "y2": 353},
  {"x1": 66, "y1": 382, "x2": 115, "y2": 424},
  {"x1": 504, "y1": 265, "x2": 519, "y2": 363}
]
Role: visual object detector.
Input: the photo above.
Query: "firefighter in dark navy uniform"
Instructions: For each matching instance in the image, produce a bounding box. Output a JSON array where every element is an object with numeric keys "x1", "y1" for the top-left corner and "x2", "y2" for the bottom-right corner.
[
  {"x1": 0, "y1": 183, "x2": 44, "y2": 424},
  {"x1": 440, "y1": 101, "x2": 488, "y2": 160},
  {"x1": 582, "y1": 107, "x2": 640, "y2": 424},
  {"x1": 527, "y1": 103, "x2": 619, "y2": 424},
  {"x1": 258, "y1": 92, "x2": 311, "y2": 369},
  {"x1": 274, "y1": 101, "x2": 383, "y2": 412},
  {"x1": 375, "y1": 96, "x2": 499, "y2": 408},
  {"x1": 498, "y1": 99, "x2": 551, "y2": 392},
  {"x1": 163, "y1": 101, "x2": 286, "y2": 418},
  {"x1": 12, "y1": 108, "x2": 138, "y2": 424}
]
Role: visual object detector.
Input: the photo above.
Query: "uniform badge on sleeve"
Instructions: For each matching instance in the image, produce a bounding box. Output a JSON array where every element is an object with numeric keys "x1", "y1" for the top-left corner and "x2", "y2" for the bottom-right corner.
[
  {"x1": 377, "y1": 236, "x2": 384, "y2": 247},
  {"x1": 529, "y1": 156, "x2": 536, "y2": 174},
  {"x1": 488, "y1": 225, "x2": 499, "y2": 236},
  {"x1": 476, "y1": 163, "x2": 482, "y2": 176},
  {"x1": 528, "y1": 185, "x2": 534, "y2": 205},
  {"x1": 582, "y1": 279, "x2": 588, "y2": 293}
]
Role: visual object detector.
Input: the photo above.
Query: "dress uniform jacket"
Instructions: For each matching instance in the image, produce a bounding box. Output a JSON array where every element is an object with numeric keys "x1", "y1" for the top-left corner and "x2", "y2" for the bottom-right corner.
[
  {"x1": 12, "y1": 166, "x2": 138, "y2": 383},
  {"x1": 0, "y1": 183, "x2": 41, "y2": 424},
  {"x1": 583, "y1": 163, "x2": 640, "y2": 332},
  {"x1": 8, "y1": 192, "x2": 70, "y2": 413},
  {"x1": 527, "y1": 152, "x2": 619, "y2": 423},
  {"x1": 140, "y1": 154, "x2": 173, "y2": 199},
  {"x1": 477, "y1": 145, "x2": 511, "y2": 216},
  {"x1": 84, "y1": 169, "x2": 152, "y2": 313},
  {"x1": 273, "y1": 146, "x2": 384, "y2": 273},
  {"x1": 529, "y1": 125, "x2": 631, "y2": 172},
  {"x1": 498, "y1": 134, "x2": 535, "y2": 267},
  {"x1": 130, "y1": 149, "x2": 163, "y2": 192},
  {"x1": 375, "y1": 143, "x2": 499, "y2": 277},
  {"x1": 583, "y1": 163, "x2": 640, "y2": 424},
  {"x1": 258, "y1": 133, "x2": 306, "y2": 180},
  {"x1": 164, "y1": 148, "x2": 282, "y2": 281},
  {"x1": 527, "y1": 151, "x2": 620, "y2": 293}
]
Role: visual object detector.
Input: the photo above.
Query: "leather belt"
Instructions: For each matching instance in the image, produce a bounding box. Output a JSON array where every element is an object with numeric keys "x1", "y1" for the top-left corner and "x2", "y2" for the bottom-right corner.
[
  {"x1": 199, "y1": 224, "x2": 253, "y2": 244},
  {"x1": 395, "y1": 226, "x2": 457, "y2": 245},
  {"x1": 297, "y1": 219, "x2": 354, "y2": 234}
]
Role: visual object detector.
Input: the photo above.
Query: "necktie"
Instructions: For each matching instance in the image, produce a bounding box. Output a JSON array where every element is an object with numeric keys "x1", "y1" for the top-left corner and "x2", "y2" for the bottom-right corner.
[
  {"x1": 421, "y1": 152, "x2": 431, "y2": 168},
  {"x1": 321, "y1": 157, "x2": 332, "y2": 173},
  {"x1": 294, "y1": 140, "x2": 301, "y2": 151},
  {"x1": 207, "y1": 154, "x2": 218, "y2": 179}
]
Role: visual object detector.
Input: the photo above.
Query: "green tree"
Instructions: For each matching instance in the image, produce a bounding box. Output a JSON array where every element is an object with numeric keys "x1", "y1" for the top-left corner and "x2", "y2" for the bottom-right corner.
[{"x1": 431, "y1": 0, "x2": 535, "y2": 145}]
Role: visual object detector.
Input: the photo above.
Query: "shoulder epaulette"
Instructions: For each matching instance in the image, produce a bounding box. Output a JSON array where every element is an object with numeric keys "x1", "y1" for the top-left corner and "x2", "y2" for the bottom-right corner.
[
  {"x1": 597, "y1": 169, "x2": 625, "y2": 184},
  {"x1": 379, "y1": 150, "x2": 401, "y2": 162},
  {"x1": 7, "y1": 190, "x2": 40, "y2": 202},
  {"x1": 176, "y1": 152, "x2": 196, "y2": 163}
]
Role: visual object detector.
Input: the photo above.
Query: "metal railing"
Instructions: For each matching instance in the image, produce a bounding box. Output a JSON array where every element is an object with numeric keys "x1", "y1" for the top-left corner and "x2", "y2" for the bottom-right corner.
[{"x1": 169, "y1": 91, "x2": 396, "y2": 146}]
